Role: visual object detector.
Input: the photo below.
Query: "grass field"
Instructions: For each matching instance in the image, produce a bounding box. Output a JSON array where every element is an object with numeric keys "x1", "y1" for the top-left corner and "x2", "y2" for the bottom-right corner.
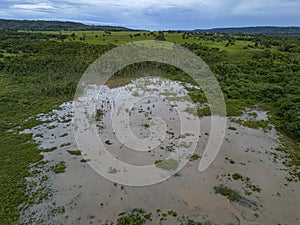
[{"x1": 35, "y1": 30, "x2": 255, "y2": 48}]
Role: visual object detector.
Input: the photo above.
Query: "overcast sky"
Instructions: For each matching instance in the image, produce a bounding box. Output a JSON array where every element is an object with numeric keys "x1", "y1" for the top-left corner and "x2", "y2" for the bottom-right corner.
[{"x1": 0, "y1": 0, "x2": 299, "y2": 30}]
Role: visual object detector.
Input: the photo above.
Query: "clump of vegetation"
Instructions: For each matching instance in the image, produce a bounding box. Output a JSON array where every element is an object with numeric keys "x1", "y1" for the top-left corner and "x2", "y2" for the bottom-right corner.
[
  {"x1": 51, "y1": 205, "x2": 65, "y2": 214},
  {"x1": 231, "y1": 173, "x2": 262, "y2": 193},
  {"x1": 186, "y1": 220, "x2": 213, "y2": 225},
  {"x1": 234, "y1": 119, "x2": 272, "y2": 132},
  {"x1": 248, "y1": 112, "x2": 258, "y2": 118},
  {"x1": 60, "y1": 142, "x2": 71, "y2": 147},
  {"x1": 155, "y1": 159, "x2": 179, "y2": 171},
  {"x1": 179, "y1": 142, "x2": 192, "y2": 148},
  {"x1": 117, "y1": 208, "x2": 152, "y2": 225},
  {"x1": 50, "y1": 161, "x2": 66, "y2": 174},
  {"x1": 179, "y1": 133, "x2": 194, "y2": 138},
  {"x1": 190, "y1": 154, "x2": 201, "y2": 161},
  {"x1": 143, "y1": 123, "x2": 150, "y2": 128},
  {"x1": 59, "y1": 133, "x2": 68, "y2": 137},
  {"x1": 225, "y1": 157, "x2": 236, "y2": 164},
  {"x1": 47, "y1": 125, "x2": 56, "y2": 130},
  {"x1": 214, "y1": 185, "x2": 258, "y2": 209},
  {"x1": 214, "y1": 185, "x2": 242, "y2": 202},
  {"x1": 34, "y1": 133, "x2": 44, "y2": 138},
  {"x1": 132, "y1": 91, "x2": 140, "y2": 97},
  {"x1": 108, "y1": 167, "x2": 118, "y2": 174},
  {"x1": 95, "y1": 109, "x2": 104, "y2": 121},
  {"x1": 166, "y1": 130, "x2": 175, "y2": 135},
  {"x1": 228, "y1": 126, "x2": 237, "y2": 131},
  {"x1": 276, "y1": 137, "x2": 300, "y2": 181},
  {"x1": 80, "y1": 159, "x2": 89, "y2": 163},
  {"x1": 246, "y1": 184, "x2": 261, "y2": 193},
  {"x1": 67, "y1": 150, "x2": 81, "y2": 155},
  {"x1": 167, "y1": 210, "x2": 177, "y2": 217},
  {"x1": 229, "y1": 159, "x2": 235, "y2": 164},
  {"x1": 41, "y1": 146, "x2": 57, "y2": 152},
  {"x1": 105, "y1": 140, "x2": 113, "y2": 145},
  {"x1": 232, "y1": 173, "x2": 243, "y2": 180},
  {"x1": 184, "y1": 107, "x2": 199, "y2": 116}
]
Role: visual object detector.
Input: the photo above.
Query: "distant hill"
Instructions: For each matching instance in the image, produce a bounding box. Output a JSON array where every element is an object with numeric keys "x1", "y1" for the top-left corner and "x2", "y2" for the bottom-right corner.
[
  {"x1": 194, "y1": 26, "x2": 300, "y2": 35},
  {"x1": 0, "y1": 19, "x2": 134, "y2": 31}
]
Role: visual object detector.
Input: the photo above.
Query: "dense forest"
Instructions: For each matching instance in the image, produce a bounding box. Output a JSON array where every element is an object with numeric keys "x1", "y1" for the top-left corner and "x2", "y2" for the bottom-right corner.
[
  {"x1": 0, "y1": 19, "x2": 133, "y2": 31},
  {"x1": 0, "y1": 29, "x2": 299, "y2": 224}
]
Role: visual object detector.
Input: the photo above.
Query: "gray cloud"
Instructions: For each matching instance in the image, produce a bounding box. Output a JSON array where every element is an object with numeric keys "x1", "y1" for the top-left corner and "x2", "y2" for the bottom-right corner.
[{"x1": 0, "y1": 0, "x2": 299, "y2": 29}]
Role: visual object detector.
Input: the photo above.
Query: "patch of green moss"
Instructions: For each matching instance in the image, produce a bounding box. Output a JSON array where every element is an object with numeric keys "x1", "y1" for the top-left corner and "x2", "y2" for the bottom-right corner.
[{"x1": 155, "y1": 159, "x2": 179, "y2": 171}]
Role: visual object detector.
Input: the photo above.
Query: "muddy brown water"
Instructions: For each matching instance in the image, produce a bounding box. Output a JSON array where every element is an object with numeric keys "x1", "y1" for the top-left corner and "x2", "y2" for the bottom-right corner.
[{"x1": 19, "y1": 78, "x2": 299, "y2": 225}]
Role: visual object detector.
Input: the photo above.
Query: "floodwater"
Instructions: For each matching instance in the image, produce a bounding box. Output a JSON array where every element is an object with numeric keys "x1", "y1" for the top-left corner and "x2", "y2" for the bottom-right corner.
[{"x1": 19, "y1": 77, "x2": 300, "y2": 225}]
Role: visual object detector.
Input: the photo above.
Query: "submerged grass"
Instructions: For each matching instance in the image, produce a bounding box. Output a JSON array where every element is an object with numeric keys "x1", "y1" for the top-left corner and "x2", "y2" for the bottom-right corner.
[
  {"x1": 214, "y1": 185, "x2": 258, "y2": 209},
  {"x1": 155, "y1": 159, "x2": 179, "y2": 171},
  {"x1": 50, "y1": 161, "x2": 66, "y2": 174}
]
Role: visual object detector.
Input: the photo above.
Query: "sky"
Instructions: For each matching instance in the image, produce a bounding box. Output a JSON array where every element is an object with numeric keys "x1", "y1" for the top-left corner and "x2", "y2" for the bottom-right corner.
[{"x1": 0, "y1": 0, "x2": 299, "y2": 30}]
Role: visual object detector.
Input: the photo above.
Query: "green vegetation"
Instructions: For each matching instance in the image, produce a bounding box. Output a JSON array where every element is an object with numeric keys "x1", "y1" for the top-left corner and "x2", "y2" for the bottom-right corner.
[
  {"x1": 108, "y1": 167, "x2": 118, "y2": 174},
  {"x1": 186, "y1": 220, "x2": 213, "y2": 225},
  {"x1": 246, "y1": 184, "x2": 261, "y2": 193},
  {"x1": 233, "y1": 119, "x2": 272, "y2": 131},
  {"x1": 67, "y1": 150, "x2": 81, "y2": 156},
  {"x1": 231, "y1": 173, "x2": 262, "y2": 193},
  {"x1": 168, "y1": 210, "x2": 177, "y2": 217},
  {"x1": 0, "y1": 28, "x2": 299, "y2": 224},
  {"x1": 214, "y1": 185, "x2": 258, "y2": 209},
  {"x1": 275, "y1": 137, "x2": 300, "y2": 181},
  {"x1": 0, "y1": 19, "x2": 133, "y2": 31},
  {"x1": 50, "y1": 161, "x2": 66, "y2": 174},
  {"x1": 41, "y1": 146, "x2": 57, "y2": 152},
  {"x1": 228, "y1": 126, "x2": 237, "y2": 131},
  {"x1": 194, "y1": 26, "x2": 300, "y2": 35},
  {"x1": 115, "y1": 208, "x2": 213, "y2": 225},
  {"x1": 60, "y1": 142, "x2": 71, "y2": 147},
  {"x1": 254, "y1": 213, "x2": 260, "y2": 218},
  {"x1": 190, "y1": 154, "x2": 201, "y2": 161},
  {"x1": 214, "y1": 185, "x2": 243, "y2": 202},
  {"x1": 117, "y1": 208, "x2": 152, "y2": 225},
  {"x1": 80, "y1": 159, "x2": 88, "y2": 163},
  {"x1": 155, "y1": 159, "x2": 179, "y2": 171},
  {"x1": 51, "y1": 205, "x2": 65, "y2": 214},
  {"x1": 179, "y1": 142, "x2": 192, "y2": 148},
  {"x1": 105, "y1": 140, "x2": 113, "y2": 145},
  {"x1": 59, "y1": 133, "x2": 68, "y2": 137},
  {"x1": 95, "y1": 109, "x2": 104, "y2": 121},
  {"x1": 232, "y1": 173, "x2": 243, "y2": 180},
  {"x1": 225, "y1": 157, "x2": 236, "y2": 164}
]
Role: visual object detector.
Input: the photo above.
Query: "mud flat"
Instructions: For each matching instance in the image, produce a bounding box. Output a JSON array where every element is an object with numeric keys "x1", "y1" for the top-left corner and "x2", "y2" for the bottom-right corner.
[{"x1": 19, "y1": 78, "x2": 299, "y2": 225}]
